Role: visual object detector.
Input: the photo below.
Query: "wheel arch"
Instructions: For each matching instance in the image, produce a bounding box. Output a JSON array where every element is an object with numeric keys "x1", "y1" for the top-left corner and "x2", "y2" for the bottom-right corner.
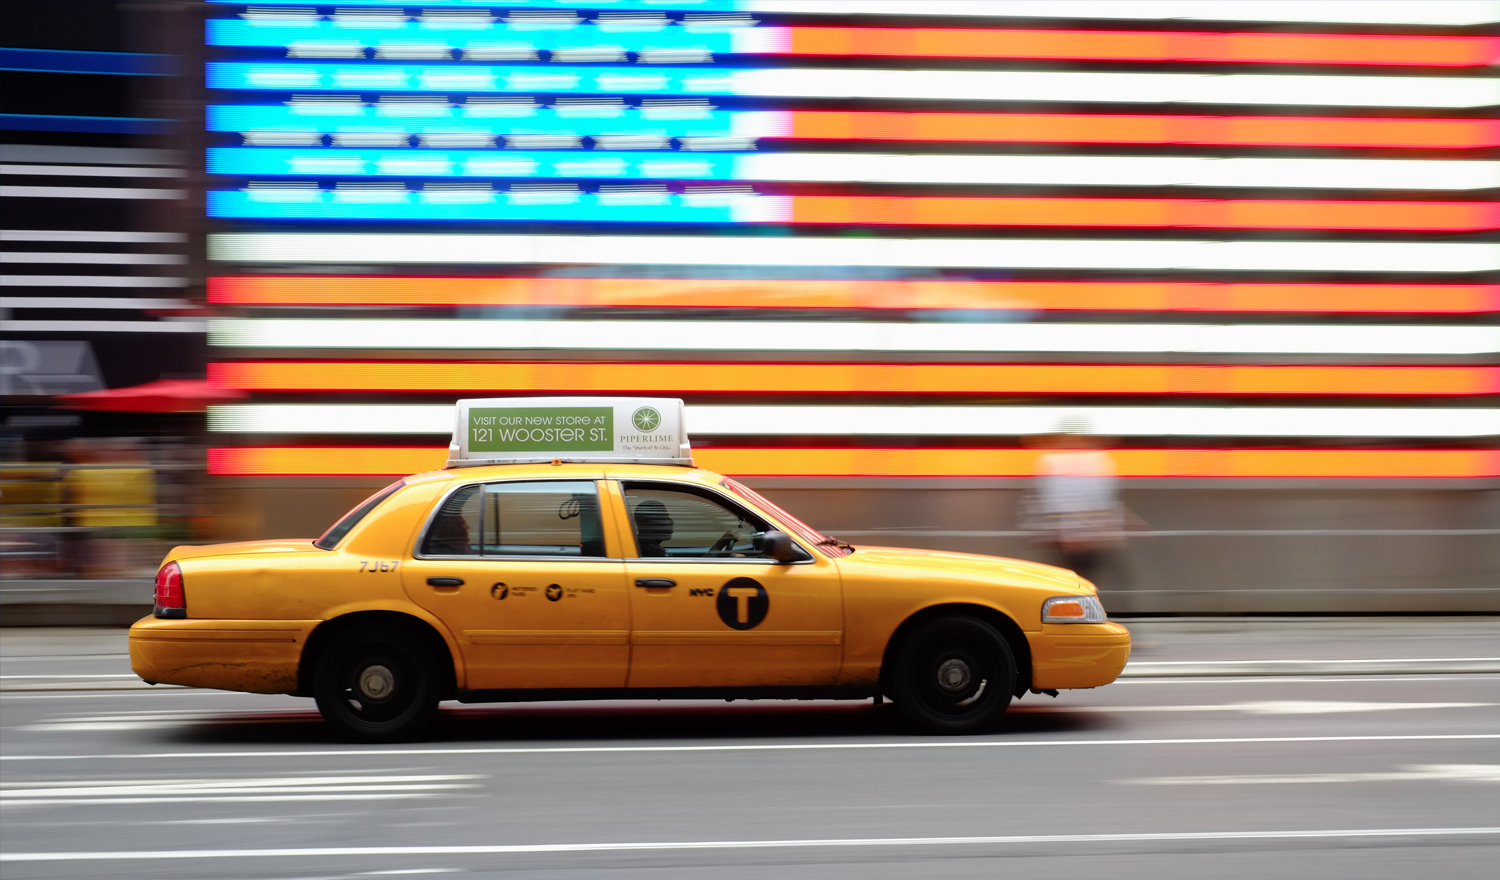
[
  {"x1": 297, "y1": 610, "x2": 459, "y2": 700},
  {"x1": 878, "y1": 603, "x2": 1033, "y2": 698}
]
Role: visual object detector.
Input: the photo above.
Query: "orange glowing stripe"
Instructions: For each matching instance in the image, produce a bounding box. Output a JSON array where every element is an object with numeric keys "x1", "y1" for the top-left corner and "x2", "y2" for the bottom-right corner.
[
  {"x1": 209, "y1": 447, "x2": 448, "y2": 477},
  {"x1": 209, "y1": 363, "x2": 1500, "y2": 397},
  {"x1": 208, "y1": 278, "x2": 1500, "y2": 313},
  {"x1": 786, "y1": 28, "x2": 1500, "y2": 67},
  {"x1": 787, "y1": 112, "x2": 1500, "y2": 149},
  {"x1": 207, "y1": 447, "x2": 1500, "y2": 479},
  {"x1": 788, "y1": 197, "x2": 1498, "y2": 231},
  {"x1": 700, "y1": 449, "x2": 1500, "y2": 479}
]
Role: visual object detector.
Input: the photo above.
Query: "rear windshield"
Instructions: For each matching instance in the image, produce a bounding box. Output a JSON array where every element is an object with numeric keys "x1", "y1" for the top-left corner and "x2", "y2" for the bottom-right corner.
[{"x1": 314, "y1": 481, "x2": 405, "y2": 550}]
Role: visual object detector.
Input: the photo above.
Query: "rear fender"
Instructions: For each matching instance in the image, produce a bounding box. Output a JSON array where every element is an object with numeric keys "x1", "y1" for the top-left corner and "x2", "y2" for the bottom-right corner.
[{"x1": 302, "y1": 600, "x2": 467, "y2": 692}]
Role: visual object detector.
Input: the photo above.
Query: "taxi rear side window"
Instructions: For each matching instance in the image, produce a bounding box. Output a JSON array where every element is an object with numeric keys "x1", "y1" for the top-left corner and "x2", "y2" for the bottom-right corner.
[{"x1": 422, "y1": 481, "x2": 605, "y2": 558}]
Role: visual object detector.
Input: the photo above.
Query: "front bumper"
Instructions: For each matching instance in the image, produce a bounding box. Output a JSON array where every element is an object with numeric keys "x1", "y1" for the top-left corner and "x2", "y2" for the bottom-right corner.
[
  {"x1": 1026, "y1": 622, "x2": 1131, "y2": 690},
  {"x1": 129, "y1": 617, "x2": 319, "y2": 694}
]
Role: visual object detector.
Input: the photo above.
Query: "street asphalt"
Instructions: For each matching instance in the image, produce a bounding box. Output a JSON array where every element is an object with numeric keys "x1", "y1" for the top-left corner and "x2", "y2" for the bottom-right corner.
[{"x1": 1, "y1": 618, "x2": 1498, "y2": 879}]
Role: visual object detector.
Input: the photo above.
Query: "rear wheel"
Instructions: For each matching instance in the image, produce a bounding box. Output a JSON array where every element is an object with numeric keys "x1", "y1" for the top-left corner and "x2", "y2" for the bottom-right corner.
[
  {"x1": 314, "y1": 624, "x2": 440, "y2": 742},
  {"x1": 889, "y1": 615, "x2": 1015, "y2": 735}
]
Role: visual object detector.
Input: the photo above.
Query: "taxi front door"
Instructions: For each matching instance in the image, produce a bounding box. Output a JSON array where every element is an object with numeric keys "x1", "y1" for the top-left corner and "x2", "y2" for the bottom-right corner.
[
  {"x1": 402, "y1": 479, "x2": 631, "y2": 691},
  {"x1": 611, "y1": 481, "x2": 844, "y2": 689}
]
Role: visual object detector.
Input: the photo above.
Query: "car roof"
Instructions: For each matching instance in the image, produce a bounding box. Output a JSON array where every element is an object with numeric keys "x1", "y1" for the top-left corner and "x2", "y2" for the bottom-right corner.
[{"x1": 406, "y1": 463, "x2": 727, "y2": 489}]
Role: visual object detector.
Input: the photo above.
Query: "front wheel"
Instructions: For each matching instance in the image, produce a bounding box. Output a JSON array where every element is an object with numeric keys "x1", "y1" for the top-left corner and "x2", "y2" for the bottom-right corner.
[
  {"x1": 314, "y1": 624, "x2": 440, "y2": 742},
  {"x1": 889, "y1": 616, "x2": 1015, "y2": 735}
]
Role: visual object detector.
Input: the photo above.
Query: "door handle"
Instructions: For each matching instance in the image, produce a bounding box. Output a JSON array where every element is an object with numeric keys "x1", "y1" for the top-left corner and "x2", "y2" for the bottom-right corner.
[
  {"x1": 635, "y1": 578, "x2": 676, "y2": 588},
  {"x1": 427, "y1": 577, "x2": 464, "y2": 587}
]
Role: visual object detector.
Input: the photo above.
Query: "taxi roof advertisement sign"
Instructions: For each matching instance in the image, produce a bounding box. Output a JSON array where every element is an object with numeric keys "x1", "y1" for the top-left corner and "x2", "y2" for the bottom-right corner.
[{"x1": 448, "y1": 397, "x2": 692, "y2": 467}]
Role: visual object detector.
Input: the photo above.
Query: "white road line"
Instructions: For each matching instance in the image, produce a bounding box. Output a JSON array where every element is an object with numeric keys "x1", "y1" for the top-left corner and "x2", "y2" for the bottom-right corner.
[
  {"x1": 0, "y1": 774, "x2": 480, "y2": 806},
  {"x1": 0, "y1": 674, "x2": 141, "y2": 678},
  {"x1": 1130, "y1": 658, "x2": 1500, "y2": 667},
  {"x1": 1123, "y1": 658, "x2": 1500, "y2": 676},
  {"x1": 1072, "y1": 701, "x2": 1493, "y2": 715},
  {"x1": 1116, "y1": 675, "x2": 1500, "y2": 685},
  {"x1": 1124, "y1": 765, "x2": 1500, "y2": 786},
  {"x1": 4, "y1": 827, "x2": 1498, "y2": 862},
  {"x1": 2, "y1": 674, "x2": 1494, "y2": 698},
  {"x1": 4, "y1": 733, "x2": 1499, "y2": 762}
]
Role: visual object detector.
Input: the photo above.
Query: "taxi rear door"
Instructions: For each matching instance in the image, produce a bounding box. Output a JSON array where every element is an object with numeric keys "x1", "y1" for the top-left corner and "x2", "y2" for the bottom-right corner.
[
  {"x1": 608, "y1": 480, "x2": 843, "y2": 689},
  {"x1": 402, "y1": 478, "x2": 631, "y2": 691}
]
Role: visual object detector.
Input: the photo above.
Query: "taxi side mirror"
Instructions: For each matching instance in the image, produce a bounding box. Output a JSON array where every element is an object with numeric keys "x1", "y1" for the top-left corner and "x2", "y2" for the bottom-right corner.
[{"x1": 754, "y1": 530, "x2": 799, "y2": 563}]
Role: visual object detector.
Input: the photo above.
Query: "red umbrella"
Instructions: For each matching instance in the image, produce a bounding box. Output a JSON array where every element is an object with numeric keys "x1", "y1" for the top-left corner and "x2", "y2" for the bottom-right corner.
[{"x1": 57, "y1": 379, "x2": 246, "y2": 413}]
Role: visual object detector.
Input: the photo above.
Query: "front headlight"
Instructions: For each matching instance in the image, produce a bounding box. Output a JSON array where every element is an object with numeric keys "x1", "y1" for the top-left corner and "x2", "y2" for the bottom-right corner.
[{"x1": 1042, "y1": 595, "x2": 1108, "y2": 624}]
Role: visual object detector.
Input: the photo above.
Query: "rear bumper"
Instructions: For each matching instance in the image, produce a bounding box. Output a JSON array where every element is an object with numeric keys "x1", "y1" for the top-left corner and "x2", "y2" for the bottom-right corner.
[
  {"x1": 1026, "y1": 622, "x2": 1131, "y2": 690},
  {"x1": 129, "y1": 617, "x2": 319, "y2": 694}
]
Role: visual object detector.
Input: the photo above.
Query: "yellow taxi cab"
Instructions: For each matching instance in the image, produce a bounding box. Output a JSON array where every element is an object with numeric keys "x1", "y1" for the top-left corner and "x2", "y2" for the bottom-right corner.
[{"x1": 131, "y1": 397, "x2": 1129, "y2": 741}]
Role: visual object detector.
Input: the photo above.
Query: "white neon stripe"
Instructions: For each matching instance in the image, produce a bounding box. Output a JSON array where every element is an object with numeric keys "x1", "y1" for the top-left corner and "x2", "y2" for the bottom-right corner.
[
  {"x1": 208, "y1": 404, "x2": 1500, "y2": 438},
  {"x1": 208, "y1": 235, "x2": 1500, "y2": 274},
  {"x1": 729, "y1": 69, "x2": 1500, "y2": 109},
  {"x1": 217, "y1": 65, "x2": 1500, "y2": 109},
  {"x1": 2, "y1": 320, "x2": 206, "y2": 333},
  {"x1": 0, "y1": 297, "x2": 190, "y2": 310},
  {"x1": 4, "y1": 827, "x2": 1499, "y2": 862},
  {"x1": 0, "y1": 276, "x2": 188, "y2": 288},
  {"x1": 734, "y1": 154, "x2": 1500, "y2": 191},
  {"x1": 0, "y1": 186, "x2": 185, "y2": 200},
  {"x1": 0, "y1": 146, "x2": 181, "y2": 166},
  {"x1": 0, "y1": 253, "x2": 185, "y2": 265},
  {"x1": 207, "y1": 319, "x2": 1500, "y2": 356},
  {"x1": 0, "y1": 164, "x2": 185, "y2": 179},
  {"x1": 0, "y1": 230, "x2": 185, "y2": 244},
  {"x1": 745, "y1": 1, "x2": 1500, "y2": 27}
]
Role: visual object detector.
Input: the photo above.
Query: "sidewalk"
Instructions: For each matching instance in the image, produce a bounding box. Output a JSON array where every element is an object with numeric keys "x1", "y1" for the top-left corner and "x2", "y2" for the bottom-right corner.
[{"x1": 3, "y1": 618, "x2": 1498, "y2": 692}]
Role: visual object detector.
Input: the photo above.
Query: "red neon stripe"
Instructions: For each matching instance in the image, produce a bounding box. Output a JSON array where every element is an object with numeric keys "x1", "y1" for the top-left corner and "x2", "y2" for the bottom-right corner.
[
  {"x1": 207, "y1": 279, "x2": 1500, "y2": 313},
  {"x1": 788, "y1": 197, "x2": 1498, "y2": 231},
  {"x1": 209, "y1": 362, "x2": 1500, "y2": 397},
  {"x1": 783, "y1": 28, "x2": 1500, "y2": 67},
  {"x1": 786, "y1": 112, "x2": 1500, "y2": 149},
  {"x1": 207, "y1": 447, "x2": 1500, "y2": 479}
]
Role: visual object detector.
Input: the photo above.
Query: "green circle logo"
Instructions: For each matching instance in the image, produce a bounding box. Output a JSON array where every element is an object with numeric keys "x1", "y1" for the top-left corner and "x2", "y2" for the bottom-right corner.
[{"x1": 632, "y1": 406, "x2": 662, "y2": 433}]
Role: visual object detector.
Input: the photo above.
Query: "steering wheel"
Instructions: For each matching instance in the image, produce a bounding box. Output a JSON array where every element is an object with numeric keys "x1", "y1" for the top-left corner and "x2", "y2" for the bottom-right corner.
[{"x1": 708, "y1": 530, "x2": 737, "y2": 557}]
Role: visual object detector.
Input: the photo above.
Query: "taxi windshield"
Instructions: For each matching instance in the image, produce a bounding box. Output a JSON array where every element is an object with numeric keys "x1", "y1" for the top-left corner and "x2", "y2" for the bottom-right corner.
[
  {"x1": 720, "y1": 477, "x2": 851, "y2": 556},
  {"x1": 314, "y1": 480, "x2": 404, "y2": 550}
]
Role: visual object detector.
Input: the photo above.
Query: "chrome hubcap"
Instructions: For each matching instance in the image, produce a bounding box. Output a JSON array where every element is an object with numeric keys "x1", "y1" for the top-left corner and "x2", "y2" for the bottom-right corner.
[
  {"x1": 358, "y1": 664, "x2": 395, "y2": 700},
  {"x1": 937, "y1": 658, "x2": 972, "y2": 693}
]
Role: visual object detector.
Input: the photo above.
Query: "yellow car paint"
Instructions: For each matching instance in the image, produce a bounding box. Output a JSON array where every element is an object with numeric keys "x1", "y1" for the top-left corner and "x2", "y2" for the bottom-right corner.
[{"x1": 130, "y1": 462, "x2": 1127, "y2": 702}]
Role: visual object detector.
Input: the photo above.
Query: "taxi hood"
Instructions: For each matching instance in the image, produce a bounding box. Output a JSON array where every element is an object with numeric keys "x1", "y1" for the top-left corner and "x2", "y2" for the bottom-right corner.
[
  {"x1": 836, "y1": 545, "x2": 1090, "y2": 593},
  {"x1": 166, "y1": 539, "x2": 320, "y2": 563}
]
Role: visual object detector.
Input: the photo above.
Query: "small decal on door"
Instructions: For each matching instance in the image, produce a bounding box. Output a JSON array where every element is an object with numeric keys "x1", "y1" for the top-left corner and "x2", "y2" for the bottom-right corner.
[
  {"x1": 546, "y1": 584, "x2": 563, "y2": 602},
  {"x1": 716, "y1": 578, "x2": 768, "y2": 630}
]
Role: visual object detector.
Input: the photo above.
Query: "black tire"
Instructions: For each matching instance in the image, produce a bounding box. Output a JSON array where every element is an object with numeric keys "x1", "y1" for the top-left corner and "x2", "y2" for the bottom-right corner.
[
  {"x1": 889, "y1": 615, "x2": 1015, "y2": 735},
  {"x1": 313, "y1": 623, "x2": 440, "y2": 742}
]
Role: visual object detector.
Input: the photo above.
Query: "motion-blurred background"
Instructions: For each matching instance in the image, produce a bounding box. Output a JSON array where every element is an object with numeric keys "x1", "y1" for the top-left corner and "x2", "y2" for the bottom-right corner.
[{"x1": 3, "y1": 0, "x2": 1496, "y2": 622}]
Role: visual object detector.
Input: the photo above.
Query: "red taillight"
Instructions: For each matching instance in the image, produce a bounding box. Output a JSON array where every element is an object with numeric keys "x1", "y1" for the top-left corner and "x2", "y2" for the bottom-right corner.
[{"x1": 154, "y1": 562, "x2": 185, "y2": 618}]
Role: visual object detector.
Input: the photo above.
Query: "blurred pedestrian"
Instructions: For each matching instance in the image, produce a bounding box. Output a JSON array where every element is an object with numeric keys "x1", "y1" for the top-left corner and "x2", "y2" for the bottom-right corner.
[{"x1": 1021, "y1": 418, "x2": 1125, "y2": 585}]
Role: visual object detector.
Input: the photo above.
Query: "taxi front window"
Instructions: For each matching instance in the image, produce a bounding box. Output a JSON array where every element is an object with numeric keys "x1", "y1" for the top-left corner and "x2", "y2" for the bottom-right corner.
[{"x1": 623, "y1": 484, "x2": 773, "y2": 559}]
